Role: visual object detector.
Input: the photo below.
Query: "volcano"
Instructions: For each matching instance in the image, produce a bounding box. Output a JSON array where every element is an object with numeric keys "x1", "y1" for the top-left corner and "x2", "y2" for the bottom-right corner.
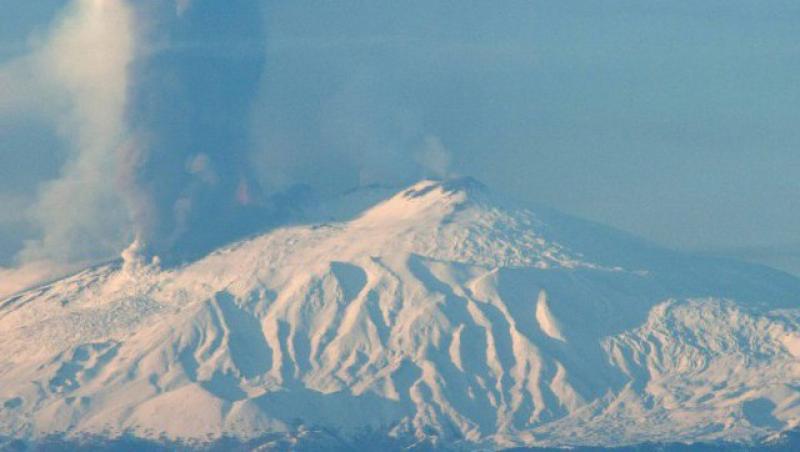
[{"x1": 2, "y1": 178, "x2": 800, "y2": 449}]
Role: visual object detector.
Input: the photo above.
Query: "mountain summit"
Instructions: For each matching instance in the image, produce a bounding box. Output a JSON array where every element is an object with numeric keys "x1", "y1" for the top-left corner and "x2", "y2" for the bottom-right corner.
[{"x1": 2, "y1": 179, "x2": 800, "y2": 449}]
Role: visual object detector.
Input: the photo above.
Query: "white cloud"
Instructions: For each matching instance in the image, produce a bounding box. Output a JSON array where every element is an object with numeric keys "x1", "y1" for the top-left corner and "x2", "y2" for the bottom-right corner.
[
  {"x1": 0, "y1": 0, "x2": 142, "y2": 293},
  {"x1": 0, "y1": 261, "x2": 80, "y2": 299},
  {"x1": 8, "y1": 0, "x2": 139, "y2": 264},
  {"x1": 415, "y1": 135, "x2": 453, "y2": 179}
]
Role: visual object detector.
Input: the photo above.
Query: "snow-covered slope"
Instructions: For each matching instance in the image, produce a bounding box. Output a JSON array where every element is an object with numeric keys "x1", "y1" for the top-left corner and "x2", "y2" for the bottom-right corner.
[{"x1": 2, "y1": 178, "x2": 800, "y2": 449}]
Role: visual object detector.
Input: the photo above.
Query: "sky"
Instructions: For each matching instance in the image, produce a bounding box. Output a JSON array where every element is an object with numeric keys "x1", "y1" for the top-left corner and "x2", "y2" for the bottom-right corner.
[{"x1": 1, "y1": 0, "x2": 799, "y2": 294}]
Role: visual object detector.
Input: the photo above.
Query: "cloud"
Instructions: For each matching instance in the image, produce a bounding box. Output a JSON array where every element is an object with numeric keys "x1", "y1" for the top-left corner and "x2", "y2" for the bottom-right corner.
[
  {"x1": 0, "y1": 0, "x2": 140, "y2": 295},
  {"x1": 248, "y1": 67, "x2": 441, "y2": 197},
  {"x1": 0, "y1": 1, "x2": 464, "y2": 295},
  {"x1": 123, "y1": 0, "x2": 272, "y2": 260},
  {"x1": 0, "y1": 1, "x2": 454, "y2": 285},
  {"x1": 415, "y1": 136, "x2": 454, "y2": 179},
  {"x1": 0, "y1": 261, "x2": 80, "y2": 299},
  {"x1": 16, "y1": 0, "x2": 139, "y2": 265},
  {"x1": 2, "y1": 0, "x2": 800, "y2": 299}
]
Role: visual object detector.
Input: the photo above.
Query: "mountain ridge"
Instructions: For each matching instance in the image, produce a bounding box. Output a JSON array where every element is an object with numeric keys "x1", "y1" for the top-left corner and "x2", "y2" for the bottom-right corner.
[{"x1": 1, "y1": 178, "x2": 800, "y2": 449}]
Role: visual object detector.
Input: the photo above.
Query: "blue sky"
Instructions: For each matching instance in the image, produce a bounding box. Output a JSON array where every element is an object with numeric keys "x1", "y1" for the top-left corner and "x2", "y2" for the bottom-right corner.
[{"x1": 1, "y1": 0, "x2": 799, "y2": 292}]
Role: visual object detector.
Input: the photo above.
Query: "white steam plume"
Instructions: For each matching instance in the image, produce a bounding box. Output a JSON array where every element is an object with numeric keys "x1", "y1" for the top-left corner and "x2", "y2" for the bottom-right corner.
[{"x1": 0, "y1": 0, "x2": 142, "y2": 297}]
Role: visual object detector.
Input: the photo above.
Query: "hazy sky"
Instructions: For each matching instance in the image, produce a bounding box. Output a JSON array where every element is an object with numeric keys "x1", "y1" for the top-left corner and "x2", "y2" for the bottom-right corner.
[{"x1": 1, "y1": 0, "x2": 799, "y2": 292}]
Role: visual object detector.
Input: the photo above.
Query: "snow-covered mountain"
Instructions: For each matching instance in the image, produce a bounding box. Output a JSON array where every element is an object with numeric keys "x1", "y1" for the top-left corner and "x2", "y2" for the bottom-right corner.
[{"x1": 2, "y1": 178, "x2": 800, "y2": 449}]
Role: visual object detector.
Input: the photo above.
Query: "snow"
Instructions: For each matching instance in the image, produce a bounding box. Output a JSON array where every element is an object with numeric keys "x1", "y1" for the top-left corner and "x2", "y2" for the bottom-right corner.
[
  {"x1": 535, "y1": 290, "x2": 566, "y2": 342},
  {"x1": 1, "y1": 178, "x2": 800, "y2": 448},
  {"x1": 781, "y1": 333, "x2": 800, "y2": 358}
]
